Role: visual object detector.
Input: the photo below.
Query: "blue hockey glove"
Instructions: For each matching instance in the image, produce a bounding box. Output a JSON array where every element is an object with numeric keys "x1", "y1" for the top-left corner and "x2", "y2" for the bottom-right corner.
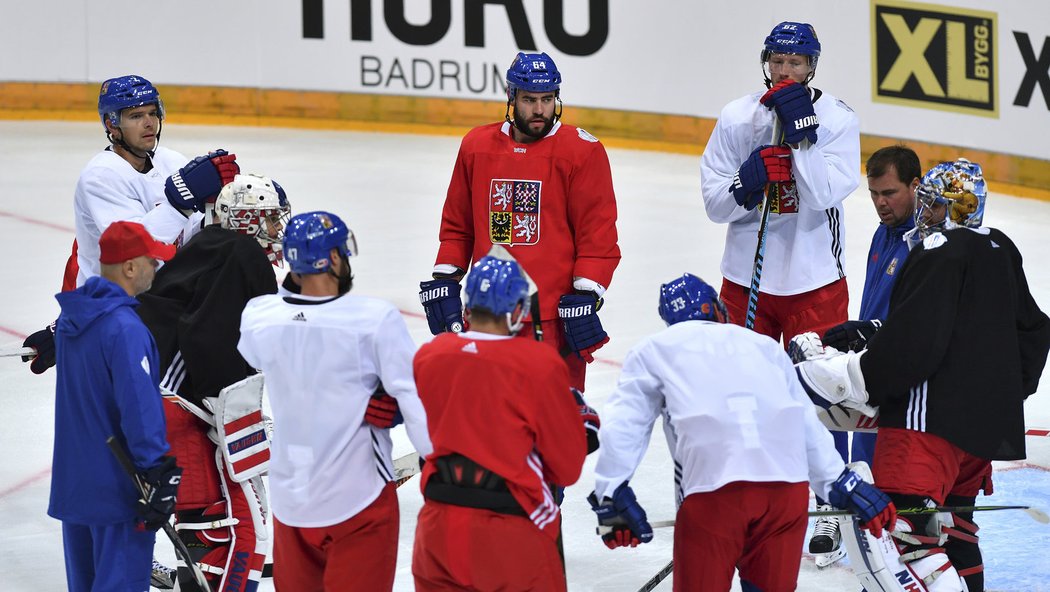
[
  {"x1": 571, "y1": 387, "x2": 601, "y2": 454},
  {"x1": 730, "y1": 145, "x2": 792, "y2": 211},
  {"x1": 558, "y1": 291, "x2": 609, "y2": 362},
  {"x1": 21, "y1": 321, "x2": 57, "y2": 374},
  {"x1": 588, "y1": 482, "x2": 653, "y2": 549},
  {"x1": 164, "y1": 150, "x2": 240, "y2": 214},
  {"x1": 365, "y1": 383, "x2": 403, "y2": 429},
  {"x1": 760, "y1": 79, "x2": 819, "y2": 145},
  {"x1": 137, "y1": 456, "x2": 182, "y2": 531},
  {"x1": 419, "y1": 278, "x2": 464, "y2": 335},
  {"x1": 828, "y1": 468, "x2": 896, "y2": 537},
  {"x1": 823, "y1": 319, "x2": 883, "y2": 353}
]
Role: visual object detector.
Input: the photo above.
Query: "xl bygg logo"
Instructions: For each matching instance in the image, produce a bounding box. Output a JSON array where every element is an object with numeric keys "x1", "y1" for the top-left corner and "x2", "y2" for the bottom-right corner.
[{"x1": 872, "y1": 0, "x2": 997, "y2": 117}]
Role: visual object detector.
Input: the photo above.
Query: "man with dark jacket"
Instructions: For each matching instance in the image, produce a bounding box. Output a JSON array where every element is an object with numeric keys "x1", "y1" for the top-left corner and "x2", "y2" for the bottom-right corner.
[{"x1": 49, "y1": 221, "x2": 182, "y2": 592}]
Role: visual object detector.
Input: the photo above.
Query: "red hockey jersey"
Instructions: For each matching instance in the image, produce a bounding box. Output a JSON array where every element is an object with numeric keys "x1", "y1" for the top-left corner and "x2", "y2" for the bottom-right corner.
[
  {"x1": 413, "y1": 331, "x2": 587, "y2": 538},
  {"x1": 435, "y1": 121, "x2": 620, "y2": 320}
]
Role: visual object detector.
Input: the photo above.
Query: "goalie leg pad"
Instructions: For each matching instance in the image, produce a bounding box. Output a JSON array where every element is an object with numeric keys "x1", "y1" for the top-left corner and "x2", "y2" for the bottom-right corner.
[
  {"x1": 838, "y1": 468, "x2": 966, "y2": 592},
  {"x1": 207, "y1": 374, "x2": 270, "y2": 482},
  {"x1": 163, "y1": 398, "x2": 224, "y2": 508}
]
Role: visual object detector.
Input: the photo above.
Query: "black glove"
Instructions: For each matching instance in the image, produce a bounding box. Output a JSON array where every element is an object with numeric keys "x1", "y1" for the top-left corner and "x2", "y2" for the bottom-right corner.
[
  {"x1": 419, "y1": 278, "x2": 464, "y2": 335},
  {"x1": 22, "y1": 321, "x2": 57, "y2": 374},
  {"x1": 823, "y1": 319, "x2": 882, "y2": 353},
  {"x1": 137, "y1": 456, "x2": 182, "y2": 531}
]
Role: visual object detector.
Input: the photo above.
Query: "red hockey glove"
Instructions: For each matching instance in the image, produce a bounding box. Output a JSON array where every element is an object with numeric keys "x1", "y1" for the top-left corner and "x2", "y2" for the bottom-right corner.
[{"x1": 365, "y1": 385, "x2": 403, "y2": 429}]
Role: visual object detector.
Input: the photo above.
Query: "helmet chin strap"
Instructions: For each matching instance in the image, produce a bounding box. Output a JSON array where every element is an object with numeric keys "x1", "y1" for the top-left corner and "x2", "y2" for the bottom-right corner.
[{"x1": 107, "y1": 119, "x2": 160, "y2": 162}]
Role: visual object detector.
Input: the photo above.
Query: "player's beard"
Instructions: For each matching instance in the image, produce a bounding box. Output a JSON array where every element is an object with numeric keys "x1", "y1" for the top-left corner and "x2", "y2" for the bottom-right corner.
[
  {"x1": 512, "y1": 107, "x2": 554, "y2": 140},
  {"x1": 336, "y1": 263, "x2": 354, "y2": 295}
]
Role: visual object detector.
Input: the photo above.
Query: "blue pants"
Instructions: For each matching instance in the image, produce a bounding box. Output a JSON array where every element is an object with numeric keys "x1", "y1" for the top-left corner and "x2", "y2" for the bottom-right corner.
[
  {"x1": 832, "y1": 430, "x2": 876, "y2": 466},
  {"x1": 61, "y1": 521, "x2": 155, "y2": 592}
]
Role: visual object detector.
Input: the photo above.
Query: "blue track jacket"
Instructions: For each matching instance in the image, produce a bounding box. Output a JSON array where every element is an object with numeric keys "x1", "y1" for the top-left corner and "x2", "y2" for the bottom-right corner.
[
  {"x1": 48, "y1": 276, "x2": 169, "y2": 524},
  {"x1": 858, "y1": 217, "x2": 915, "y2": 321}
]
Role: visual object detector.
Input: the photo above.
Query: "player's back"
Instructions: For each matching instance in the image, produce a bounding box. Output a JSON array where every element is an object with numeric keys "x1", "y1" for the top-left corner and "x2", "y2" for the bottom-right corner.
[
  {"x1": 238, "y1": 292, "x2": 407, "y2": 525},
  {"x1": 640, "y1": 321, "x2": 814, "y2": 495}
]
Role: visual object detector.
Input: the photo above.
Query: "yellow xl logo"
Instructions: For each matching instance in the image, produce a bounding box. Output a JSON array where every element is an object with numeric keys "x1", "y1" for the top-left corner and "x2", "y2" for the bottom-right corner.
[{"x1": 872, "y1": 0, "x2": 998, "y2": 117}]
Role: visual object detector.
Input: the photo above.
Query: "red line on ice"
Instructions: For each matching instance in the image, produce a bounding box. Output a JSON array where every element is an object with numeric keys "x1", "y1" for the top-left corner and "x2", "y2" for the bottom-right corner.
[
  {"x1": 0, "y1": 210, "x2": 75, "y2": 234},
  {"x1": 0, "y1": 467, "x2": 51, "y2": 499}
]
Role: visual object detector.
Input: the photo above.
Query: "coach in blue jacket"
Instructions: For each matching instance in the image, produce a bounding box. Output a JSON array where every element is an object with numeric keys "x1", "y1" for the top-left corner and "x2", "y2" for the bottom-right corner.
[{"x1": 49, "y1": 221, "x2": 183, "y2": 592}]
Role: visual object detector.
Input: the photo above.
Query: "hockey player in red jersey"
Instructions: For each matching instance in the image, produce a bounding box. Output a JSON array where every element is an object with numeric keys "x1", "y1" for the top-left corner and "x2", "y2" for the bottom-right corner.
[
  {"x1": 419, "y1": 51, "x2": 621, "y2": 391},
  {"x1": 135, "y1": 174, "x2": 290, "y2": 591},
  {"x1": 412, "y1": 252, "x2": 589, "y2": 592},
  {"x1": 794, "y1": 159, "x2": 1050, "y2": 591},
  {"x1": 589, "y1": 273, "x2": 895, "y2": 592},
  {"x1": 238, "y1": 211, "x2": 432, "y2": 592}
]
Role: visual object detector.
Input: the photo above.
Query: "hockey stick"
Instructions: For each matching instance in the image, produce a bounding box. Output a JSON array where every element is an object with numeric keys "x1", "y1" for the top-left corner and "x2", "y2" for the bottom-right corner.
[
  {"x1": 637, "y1": 560, "x2": 674, "y2": 592},
  {"x1": 604, "y1": 504, "x2": 1049, "y2": 538},
  {"x1": 810, "y1": 504, "x2": 1050, "y2": 524},
  {"x1": 106, "y1": 436, "x2": 212, "y2": 591},
  {"x1": 0, "y1": 344, "x2": 34, "y2": 358},
  {"x1": 744, "y1": 118, "x2": 784, "y2": 329}
]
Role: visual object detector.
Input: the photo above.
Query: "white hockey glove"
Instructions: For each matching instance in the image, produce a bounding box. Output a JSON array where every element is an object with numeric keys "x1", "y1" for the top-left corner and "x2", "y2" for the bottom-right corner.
[
  {"x1": 787, "y1": 331, "x2": 841, "y2": 363},
  {"x1": 795, "y1": 350, "x2": 878, "y2": 418}
]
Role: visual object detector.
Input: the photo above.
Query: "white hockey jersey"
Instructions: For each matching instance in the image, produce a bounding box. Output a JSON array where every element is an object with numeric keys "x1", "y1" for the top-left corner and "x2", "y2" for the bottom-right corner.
[
  {"x1": 593, "y1": 320, "x2": 845, "y2": 504},
  {"x1": 700, "y1": 88, "x2": 860, "y2": 295},
  {"x1": 237, "y1": 292, "x2": 432, "y2": 528},
  {"x1": 73, "y1": 146, "x2": 203, "y2": 286}
]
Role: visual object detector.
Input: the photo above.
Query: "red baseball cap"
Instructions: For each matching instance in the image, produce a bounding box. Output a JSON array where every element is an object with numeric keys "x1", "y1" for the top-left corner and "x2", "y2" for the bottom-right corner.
[{"x1": 98, "y1": 221, "x2": 177, "y2": 264}]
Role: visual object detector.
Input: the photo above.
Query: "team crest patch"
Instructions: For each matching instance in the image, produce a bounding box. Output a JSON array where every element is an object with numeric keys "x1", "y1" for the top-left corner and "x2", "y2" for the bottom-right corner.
[
  {"x1": 768, "y1": 181, "x2": 799, "y2": 214},
  {"x1": 489, "y1": 179, "x2": 541, "y2": 245},
  {"x1": 577, "y1": 128, "x2": 598, "y2": 143}
]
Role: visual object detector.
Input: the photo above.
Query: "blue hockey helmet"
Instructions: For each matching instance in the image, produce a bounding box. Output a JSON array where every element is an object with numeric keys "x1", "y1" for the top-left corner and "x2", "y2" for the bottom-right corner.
[
  {"x1": 915, "y1": 158, "x2": 987, "y2": 237},
  {"x1": 97, "y1": 75, "x2": 165, "y2": 130},
  {"x1": 506, "y1": 52, "x2": 562, "y2": 99},
  {"x1": 658, "y1": 273, "x2": 728, "y2": 326},
  {"x1": 464, "y1": 255, "x2": 531, "y2": 333},
  {"x1": 282, "y1": 211, "x2": 357, "y2": 275},
  {"x1": 761, "y1": 22, "x2": 821, "y2": 67}
]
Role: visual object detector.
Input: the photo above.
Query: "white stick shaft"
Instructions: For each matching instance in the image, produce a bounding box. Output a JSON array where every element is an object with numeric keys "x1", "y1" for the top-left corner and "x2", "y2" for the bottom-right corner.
[{"x1": 0, "y1": 345, "x2": 34, "y2": 358}]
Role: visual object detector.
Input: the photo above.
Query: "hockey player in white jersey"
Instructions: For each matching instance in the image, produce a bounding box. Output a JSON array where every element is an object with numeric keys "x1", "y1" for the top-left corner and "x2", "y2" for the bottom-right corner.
[
  {"x1": 21, "y1": 75, "x2": 240, "y2": 384},
  {"x1": 237, "y1": 211, "x2": 432, "y2": 591},
  {"x1": 700, "y1": 22, "x2": 858, "y2": 345},
  {"x1": 589, "y1": 274, "x2": 895, "y2": 592}
]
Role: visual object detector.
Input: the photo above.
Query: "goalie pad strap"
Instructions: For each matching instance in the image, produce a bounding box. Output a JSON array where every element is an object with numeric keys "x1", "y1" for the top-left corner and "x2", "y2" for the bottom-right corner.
[{"x1": 212, "y1": 375, "x2": 270, "y2": 482}]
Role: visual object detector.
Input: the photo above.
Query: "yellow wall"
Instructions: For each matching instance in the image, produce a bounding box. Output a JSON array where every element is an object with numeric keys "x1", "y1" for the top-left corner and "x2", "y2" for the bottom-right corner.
[{"x1": 3, "y1": 82, "x2": 1047, "y2": 201}]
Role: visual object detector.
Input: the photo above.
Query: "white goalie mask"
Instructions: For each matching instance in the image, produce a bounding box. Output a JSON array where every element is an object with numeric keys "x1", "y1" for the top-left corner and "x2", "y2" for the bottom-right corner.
[{"x1": 212, "y1": 174, "x2": 291, "y2": 266}]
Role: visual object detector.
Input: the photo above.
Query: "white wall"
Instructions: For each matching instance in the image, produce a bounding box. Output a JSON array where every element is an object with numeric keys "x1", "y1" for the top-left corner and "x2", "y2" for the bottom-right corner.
[{"x1": 2, "y1": 0, "x2": 1047, "y2": 159}]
